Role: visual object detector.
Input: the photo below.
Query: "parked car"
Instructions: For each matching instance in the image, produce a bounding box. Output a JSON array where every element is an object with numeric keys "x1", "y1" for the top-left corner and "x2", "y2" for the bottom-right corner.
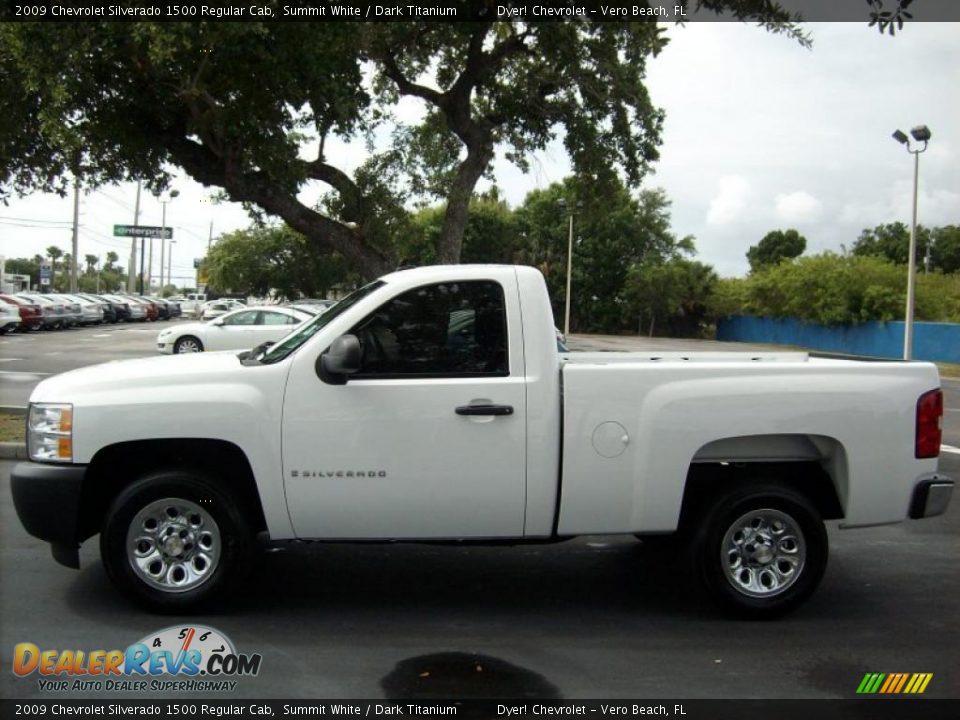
[
  {"x1": 0, "y1": 294, "x2": 44, "y2": 332},
  {"x1": 200, "y1": 299, "x2": 244, "y2": 321},
  {"x1": 0, "y1": 302, "x2": 20, "y2": 334},
  {"x1": 181, "y1": 292, "x2": 208, "y2": 318},
  {"x1": 101, "y1": 294, "x2": 141, "y2": 322},
  {"x1": 57, "y1": 293, "x2": 104, "y2": 325},
  {"x1": 164, "y1": 298, "x2": 182, "y2": 318},
  {"x1": 78, "y1": 293, "x2": 124, "y2": 323},
  {"x1": 295, "y1": 298, "x2": 336, "y2": 313},
  {"x1": 41, "y1": 294, "x2": 82, "y2": 327},
  {"x1": 75, "y1": 294, "x2": 114, "y2": 323},
  {"x1": 16, "y1": 293, "x2": 67, "y2": 329},
  {"x1": 286, "y1": 303, "x2": 323, "y2": 317},
  {"x1": 156, "y1": 305, "x2": 312, "y2": 354},
  {"x1": 151, "y1": 296, "x2": 181, "y2": 319},
  {"x1": 143, "y1": 296, "x2": 171, "y2": 321},
  {"x1": 121, "y1": 295, "x2": 158, "y2": 321}
]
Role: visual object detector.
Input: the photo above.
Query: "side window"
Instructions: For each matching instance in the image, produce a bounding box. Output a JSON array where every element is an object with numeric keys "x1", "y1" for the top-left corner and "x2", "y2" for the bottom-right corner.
[
  {"x1": 350, "y1": 281, "x2": 508, "y2": 377},
  {"x1": 259, "y1": 311, "x2": 294, "y2": 326},
  {"x1": 222, "y1": 310, "x2": 258, "y2": 326}
]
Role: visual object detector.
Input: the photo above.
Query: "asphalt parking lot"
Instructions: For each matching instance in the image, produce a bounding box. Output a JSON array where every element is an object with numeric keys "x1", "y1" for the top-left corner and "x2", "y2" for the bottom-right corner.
[{"x1": 1, "y1": 323, "x2": 957, "y2": 702}]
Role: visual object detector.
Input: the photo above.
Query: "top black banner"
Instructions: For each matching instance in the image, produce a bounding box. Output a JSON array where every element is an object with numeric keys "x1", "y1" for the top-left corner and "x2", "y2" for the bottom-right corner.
[{"x1": 2, "y1": 1, "x2": 960, "y2": 23}]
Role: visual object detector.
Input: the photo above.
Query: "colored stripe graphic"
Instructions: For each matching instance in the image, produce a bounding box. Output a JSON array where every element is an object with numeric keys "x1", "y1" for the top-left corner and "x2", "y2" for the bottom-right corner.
[{"x1": 857, "y1": 673, "x2": 932, "y2": 694}]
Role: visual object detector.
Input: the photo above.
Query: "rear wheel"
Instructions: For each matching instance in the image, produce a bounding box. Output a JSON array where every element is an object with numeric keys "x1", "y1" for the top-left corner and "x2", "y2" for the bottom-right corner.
[
  {"x1": 100, "y1": 470, "x2": 253, "y2": 611},
  {"x1": 174, "y1": 336, "x2": 204, "y2": 353},
  {"x1": 693, "y1": 484, "x2": 827, "y2": 618}
]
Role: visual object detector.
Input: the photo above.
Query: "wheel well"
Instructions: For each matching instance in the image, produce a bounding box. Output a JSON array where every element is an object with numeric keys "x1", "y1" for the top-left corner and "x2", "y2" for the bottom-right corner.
[
  {"x1": 678, "y1": 461, "x2": 844, "y2": 532},
  {"x1": 80, "y1": 439, "x2": 267, "y2": 540}
]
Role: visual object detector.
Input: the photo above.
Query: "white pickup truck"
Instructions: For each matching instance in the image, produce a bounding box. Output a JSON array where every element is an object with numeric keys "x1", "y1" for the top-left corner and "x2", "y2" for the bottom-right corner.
[{"x1": 12, "y1": 265, "x2": 953, "y2": 616}]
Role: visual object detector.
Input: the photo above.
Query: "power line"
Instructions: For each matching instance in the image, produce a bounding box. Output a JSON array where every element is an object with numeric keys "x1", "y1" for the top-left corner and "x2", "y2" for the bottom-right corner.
[
  {"x1": 99, "y1": 190, "x2": 136, "y2": 214},
  {"x1": 0, "y1": 215, "x2": 74, "y2": 226}
]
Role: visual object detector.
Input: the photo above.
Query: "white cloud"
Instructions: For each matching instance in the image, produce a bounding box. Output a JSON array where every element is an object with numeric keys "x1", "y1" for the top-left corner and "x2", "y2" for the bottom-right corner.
[
  {"x1": 707, "y1": 176, "x2": 752, "y2": 225},
  {"x1": 775, "y1": 191, "x2": 823, "y2": 223}
]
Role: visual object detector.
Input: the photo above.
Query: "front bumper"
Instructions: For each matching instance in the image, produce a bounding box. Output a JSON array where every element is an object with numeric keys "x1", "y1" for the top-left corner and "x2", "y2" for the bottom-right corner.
[
  {"x1": 910, "y1": 473, "x2": 954, "y2": 519},
  {"x1": 11, "y1": 461, "x2": 88, "y2": 568}
]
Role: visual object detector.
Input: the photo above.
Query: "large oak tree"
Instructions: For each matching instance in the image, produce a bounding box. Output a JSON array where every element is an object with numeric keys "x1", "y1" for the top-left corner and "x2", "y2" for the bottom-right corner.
[{"x1": 1, "y1": 3, "x2": 807, "y2": 278}]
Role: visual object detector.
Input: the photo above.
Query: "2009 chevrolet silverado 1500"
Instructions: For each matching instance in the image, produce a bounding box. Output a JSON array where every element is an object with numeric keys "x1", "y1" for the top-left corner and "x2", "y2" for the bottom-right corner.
[{"x1": 11, "y1": 265, "x2": 954, "y2": 616}]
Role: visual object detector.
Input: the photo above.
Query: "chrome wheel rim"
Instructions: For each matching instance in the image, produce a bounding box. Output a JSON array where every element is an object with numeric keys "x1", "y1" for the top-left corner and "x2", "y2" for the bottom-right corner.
[
  {"x1": 126, "y1": 498, "x2": 220, "y2": 593},
  {"x1": 721, "y1": 508, "x2": 805, "y2": 598},
  {"x1": 176, "y1": 338, "x2": 200, "y2": 353}
]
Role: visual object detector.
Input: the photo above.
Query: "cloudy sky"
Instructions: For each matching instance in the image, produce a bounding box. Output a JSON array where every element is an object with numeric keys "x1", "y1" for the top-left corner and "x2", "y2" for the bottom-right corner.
[{"x1": 2, "y1": 20, "x2": 958, "y2": 282}]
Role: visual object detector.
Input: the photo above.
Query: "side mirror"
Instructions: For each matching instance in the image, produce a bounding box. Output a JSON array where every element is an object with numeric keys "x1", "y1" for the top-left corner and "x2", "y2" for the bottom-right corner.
[
  {"x1": 317, "y1": 334, "x2": 361, "y2": 385},
  {"x1": 212, "y1": 318, "x2": 224, "y2": 326}
]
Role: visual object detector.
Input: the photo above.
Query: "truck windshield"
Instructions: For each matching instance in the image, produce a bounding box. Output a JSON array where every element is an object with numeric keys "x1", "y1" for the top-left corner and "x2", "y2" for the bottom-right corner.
[{"x1": 258, "y1": 281, "x2": 385, "y2": 364}]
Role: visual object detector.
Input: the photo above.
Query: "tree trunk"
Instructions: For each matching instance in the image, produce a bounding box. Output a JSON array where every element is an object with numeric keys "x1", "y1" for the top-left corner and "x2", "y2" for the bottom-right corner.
[
  {"x1": 168, "y1": 136, "x2": 393, "y2": 280},
  {"x1": 436, "y1": 142, "x2": 494, "y2": 264}
]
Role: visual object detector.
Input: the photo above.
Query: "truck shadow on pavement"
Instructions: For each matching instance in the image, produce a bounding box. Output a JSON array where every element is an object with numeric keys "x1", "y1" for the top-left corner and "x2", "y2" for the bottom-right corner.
[{"x1": 66, "y1": 537, "x2": 714, "y2": 620}]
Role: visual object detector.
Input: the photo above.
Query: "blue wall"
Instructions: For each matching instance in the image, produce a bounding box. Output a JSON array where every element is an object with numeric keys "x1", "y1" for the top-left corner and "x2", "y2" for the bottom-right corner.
[{"x1": 716, "y1": 316, "x2": 960, "y2": 363}]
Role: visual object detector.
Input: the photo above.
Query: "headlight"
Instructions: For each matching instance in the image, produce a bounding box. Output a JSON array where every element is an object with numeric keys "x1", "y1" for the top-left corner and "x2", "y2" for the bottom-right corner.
[{"x1": 27, "y1": 403, "x2": 73, "y2": 463}]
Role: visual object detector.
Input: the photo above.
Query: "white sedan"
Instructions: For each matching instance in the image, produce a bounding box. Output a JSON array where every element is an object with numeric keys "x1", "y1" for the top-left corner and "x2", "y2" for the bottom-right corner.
[{"x1": 156, "y1": 306, "x2": 313, "y2": 354}]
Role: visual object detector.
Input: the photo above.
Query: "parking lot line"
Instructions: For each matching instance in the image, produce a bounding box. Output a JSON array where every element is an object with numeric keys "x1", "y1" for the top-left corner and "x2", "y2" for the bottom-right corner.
[
  {"x1": 942, "y1": 445, "x2": 960, "y2": 455},
  {"x1": 0, "y1": 358, "x2": 22, "y2": 363}
]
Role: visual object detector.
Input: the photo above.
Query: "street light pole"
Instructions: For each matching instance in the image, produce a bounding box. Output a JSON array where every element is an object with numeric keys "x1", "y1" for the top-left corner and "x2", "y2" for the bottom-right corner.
[
  {"x1": 556, "y1": 198, "x2": 581, "y2": 338},
  {"x1": 564, "y1": 212, "x2": 574, "y2": 338},
  {"x1": 156, "y1": 189, "x2": 179, "y2": 295},
  {"x1": 892, "y1": 125, "x2": 930, "y2": 360},
  {"x1": 167, "y1": 240, "x2": 176, "y2": 294}
]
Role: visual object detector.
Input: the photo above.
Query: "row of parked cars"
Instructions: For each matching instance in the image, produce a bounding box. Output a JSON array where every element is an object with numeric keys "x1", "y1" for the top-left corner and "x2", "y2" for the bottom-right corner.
[
  {"x1": 0, "y1": 291, "x2": 182, "y2": 333},
  {"x1": 157, "y1": 298, "x2": 336, "y2": 353}
]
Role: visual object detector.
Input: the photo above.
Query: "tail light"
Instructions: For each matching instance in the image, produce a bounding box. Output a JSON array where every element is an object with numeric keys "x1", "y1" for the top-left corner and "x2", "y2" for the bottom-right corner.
[{"x1": 916, "y1": 389, "x2": 943, "y2": 459}]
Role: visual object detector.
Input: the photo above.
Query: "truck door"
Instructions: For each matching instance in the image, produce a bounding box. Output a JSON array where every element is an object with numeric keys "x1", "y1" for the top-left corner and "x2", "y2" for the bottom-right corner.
[{"x1": 281, "y1": 278, "x2": 527, "y2": 539}]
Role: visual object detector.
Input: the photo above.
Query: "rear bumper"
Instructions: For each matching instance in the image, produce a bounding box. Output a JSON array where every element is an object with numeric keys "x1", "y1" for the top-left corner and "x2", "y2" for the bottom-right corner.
[
  {"x1": 910, "y1": 473, "x2": 954, "y2": 519},
  {"x1": 11, "y1": 461, "x2": 88, "y2": 568}
]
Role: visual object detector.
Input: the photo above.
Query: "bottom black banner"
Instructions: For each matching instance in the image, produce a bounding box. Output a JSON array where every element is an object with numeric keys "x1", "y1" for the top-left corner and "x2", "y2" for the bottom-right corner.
[{"x1": 1, "y1": 699, "x2": 958, "y2": 720}]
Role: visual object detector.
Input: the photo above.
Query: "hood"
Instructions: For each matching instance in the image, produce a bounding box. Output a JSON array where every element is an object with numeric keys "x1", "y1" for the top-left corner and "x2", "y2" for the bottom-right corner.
[{"x1": 31, "y1": 351, "x2": 246, "y2": 404}]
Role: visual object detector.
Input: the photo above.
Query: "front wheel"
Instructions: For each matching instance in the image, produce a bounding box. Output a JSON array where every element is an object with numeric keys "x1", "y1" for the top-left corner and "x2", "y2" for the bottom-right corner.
[
  {"x1": 100, "y1": 470, "x2": 253, "y2": 612},
  {"x1": 693, "y1": 484, "x2": 827, "y2": 618},
  {"x1": 174, "y1": 336, "x2": 204, "y2": 353}
]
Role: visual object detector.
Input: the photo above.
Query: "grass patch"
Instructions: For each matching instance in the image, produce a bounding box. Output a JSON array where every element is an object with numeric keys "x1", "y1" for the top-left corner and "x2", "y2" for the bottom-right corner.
[
  {"x1": 0, "y1": 412, "x2": 25, "y2": 443},
  {"x1": 937, "y1": 362, "x2": 960, "y2": 379}
]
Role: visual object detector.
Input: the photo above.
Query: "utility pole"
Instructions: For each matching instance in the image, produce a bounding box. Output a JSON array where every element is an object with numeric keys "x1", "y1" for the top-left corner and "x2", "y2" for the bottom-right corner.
[
  {"x1": 70, "y1": 176, "x2": 80, "y2": 292},
  {"x1": 147, "y1": 235, "x2": 153, "y2": 293},
  {"x1": 891, "y1": 125, "x2": 931, "y2": 361},
  {"x1": 128, "y1": 181, "x2": 142, "y2": 292}
]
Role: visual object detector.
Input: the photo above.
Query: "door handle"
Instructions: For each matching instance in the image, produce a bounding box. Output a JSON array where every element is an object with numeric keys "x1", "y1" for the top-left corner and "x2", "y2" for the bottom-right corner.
[{"x1": 455, "y1": 404, "x2": 514, "y2": 416}]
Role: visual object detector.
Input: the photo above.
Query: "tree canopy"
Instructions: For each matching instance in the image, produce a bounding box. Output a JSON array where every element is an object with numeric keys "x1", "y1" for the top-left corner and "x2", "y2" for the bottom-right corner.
[
  {"x1": 746, "y1": 229, "x2": 807, "y2": 272},
  {"x1": 714, "y1": 252, "x2": 960, "y2": 326},
  {"x1": 852, "y1": 222, "x2": 960, "y2": 274},
  {"x1": 204, "y1": 224, "x2": 353, "y2": 300},
  {"x1": 1, "y1": 6, "x2": 807, "y2": 278}
]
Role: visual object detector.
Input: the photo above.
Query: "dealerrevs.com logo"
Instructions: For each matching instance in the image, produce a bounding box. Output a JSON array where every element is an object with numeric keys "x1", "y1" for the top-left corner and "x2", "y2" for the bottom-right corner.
[{"x1": 13, "y1": 625, "x2": 262, "y2": 693}]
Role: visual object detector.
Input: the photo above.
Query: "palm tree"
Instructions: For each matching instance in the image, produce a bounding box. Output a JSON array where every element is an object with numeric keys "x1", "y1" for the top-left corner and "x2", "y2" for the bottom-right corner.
[{"x1": 46, "y1": 246, "x2": 63, "y2": 289}]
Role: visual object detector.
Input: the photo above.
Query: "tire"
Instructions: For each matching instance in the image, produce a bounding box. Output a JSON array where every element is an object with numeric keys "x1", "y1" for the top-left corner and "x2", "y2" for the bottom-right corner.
[
  {"x1": 692, "y1": 484, "x2": 827, "y2": 618},
  {"x1": 100, "y1": 470, "x2": 253, "y2": 612},
  {"x1": 174, "y1": 336, "x2": 204, "y2": 353}
]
